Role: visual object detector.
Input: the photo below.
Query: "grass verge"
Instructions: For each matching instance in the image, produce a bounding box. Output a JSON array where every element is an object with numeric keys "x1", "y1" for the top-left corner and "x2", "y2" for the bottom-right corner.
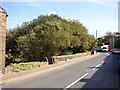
[{"x1": 6, "y1": 62, "x2": 47, "y2": 73}]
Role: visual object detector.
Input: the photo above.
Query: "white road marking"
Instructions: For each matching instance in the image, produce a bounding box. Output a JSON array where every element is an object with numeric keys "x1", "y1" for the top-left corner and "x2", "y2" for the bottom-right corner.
[
  {"x1": 102, "y1": 61, "x2": 104, "y2": 64},
  {"x1": 92, "y1": 63, "x2": 102, "y2": 71},
  {"x1": 96, "y1": 63, "x2": 101, "y2": 68},
  {"x1": 92, "y1": 68, "x2": 96, "y2": 70},
  {"x1": 63, "y1": 73, "x2": 88, "y2": 90},
  {"x1": 107, "y1": 53, "x2": 110, "y2": 56}
]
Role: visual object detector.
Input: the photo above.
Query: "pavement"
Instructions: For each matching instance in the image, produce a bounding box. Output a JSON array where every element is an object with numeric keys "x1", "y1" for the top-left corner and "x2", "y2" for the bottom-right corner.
[{"x1": 2, "y1": 53, "x2": 99, "y2": 84}]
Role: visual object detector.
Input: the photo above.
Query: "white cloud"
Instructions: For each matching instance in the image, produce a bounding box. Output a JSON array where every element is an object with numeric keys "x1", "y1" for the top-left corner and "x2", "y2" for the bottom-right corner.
[
  {"x1": 24, "y1": 2, "x2": 46, "y2": 7},
  {"x1": 2, "y1": 0, "x2": 119, "y2": 8},
  {"x1": 2, "y1": 0, "x2": 119, "y2": 2},
  {"x1": 86, "y1": 0, "x2": 119, "y2": 3},
  {"x1": 86, "y1": 0, "x2": 118, "y2": 8},
  {"x1": 64, "y1": 16, "x2": 79, "y2": 21},
  {"x1": 47, "y1": 11, "x2": 56, "y2": 16}
]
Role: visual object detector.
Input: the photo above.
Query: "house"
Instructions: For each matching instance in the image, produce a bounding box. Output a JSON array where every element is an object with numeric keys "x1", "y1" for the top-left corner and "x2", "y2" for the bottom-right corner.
[
  {"x1": 110, "y1": 33, "x2": 120, "y2": 49},
  {"x1": 0, "y1": 6, "x2": 7, "y2": 74}
]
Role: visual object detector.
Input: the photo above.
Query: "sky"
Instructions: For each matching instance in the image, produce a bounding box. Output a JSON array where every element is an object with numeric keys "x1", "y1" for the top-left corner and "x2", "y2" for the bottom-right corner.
[{"x1": 0, "y1": 0, "x2": 119, "y2": 38}]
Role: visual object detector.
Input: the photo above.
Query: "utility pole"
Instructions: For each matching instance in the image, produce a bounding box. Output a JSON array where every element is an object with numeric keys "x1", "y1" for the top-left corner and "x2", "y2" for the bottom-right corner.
[
  {"x1": 113, "y1": 37, "x2": 115, "y2": 49},
  {"x1": 96, "y1": 30, "x2": 98, "y2": 39},
  {"x1": 96, "y1": 30, "x2": 98, "y2": 53},
  {"x1": 118, "y1": 1, "x2": 120, "y2": 33}
]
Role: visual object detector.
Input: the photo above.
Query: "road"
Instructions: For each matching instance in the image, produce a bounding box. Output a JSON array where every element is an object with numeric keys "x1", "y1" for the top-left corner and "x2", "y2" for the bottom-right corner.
[{"x1": 2, "y1": 52, "x2": 120, "y2": 89}]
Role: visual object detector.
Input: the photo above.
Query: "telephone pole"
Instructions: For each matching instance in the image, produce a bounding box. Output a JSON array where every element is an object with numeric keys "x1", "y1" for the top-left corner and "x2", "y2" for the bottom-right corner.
[
  {"x1": 96, "y1": 30, "x2": 98, "y2": 39},
  {"x1": 118, "y1": 1, "x2": 120, "y2": 33},
  {"x1": 96, "y1": 30, "x2": 98, "y2": 53}
]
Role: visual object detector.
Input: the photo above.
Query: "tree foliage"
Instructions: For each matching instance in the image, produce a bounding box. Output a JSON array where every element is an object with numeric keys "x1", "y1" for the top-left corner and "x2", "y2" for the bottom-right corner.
[
  {"x1": 6, "y1": 14, "x2": 96, "y2": 63},
  {"x1": 100, "y1": 32, "x2": 114, "y2": 45}
]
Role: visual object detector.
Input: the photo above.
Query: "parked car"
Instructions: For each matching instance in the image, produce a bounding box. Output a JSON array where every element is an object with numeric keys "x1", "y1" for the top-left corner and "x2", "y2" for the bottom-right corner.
[
  {"x1": 101, "y1": 45, "x2": 110, "y2": 52},
  {"x1": 110, "y1": 48, "x2": 115, "y2": 52},
  {"x1": 112, "y1": 49, "x2": 120, "y2": 54},
  {"x1": 102, "y1": 47, "x2": 109, "y2": 52}
]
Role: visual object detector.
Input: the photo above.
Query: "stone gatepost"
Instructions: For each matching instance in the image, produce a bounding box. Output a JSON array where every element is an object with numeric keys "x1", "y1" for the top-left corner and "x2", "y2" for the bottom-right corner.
[{"x1": 0, "y1": 6, "x2": 7, "y2": 75}]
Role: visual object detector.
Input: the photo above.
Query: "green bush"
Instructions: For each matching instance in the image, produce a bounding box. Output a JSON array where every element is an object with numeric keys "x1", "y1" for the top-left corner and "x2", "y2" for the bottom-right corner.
[{"x1": 6, "y1": 62, "x2": 47, "y2": 72}]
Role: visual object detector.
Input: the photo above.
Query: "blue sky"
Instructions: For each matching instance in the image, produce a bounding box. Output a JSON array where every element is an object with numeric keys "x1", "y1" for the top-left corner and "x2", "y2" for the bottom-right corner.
[{"x1": 1, "y1": 1, "x2": 118, "y2": 38}]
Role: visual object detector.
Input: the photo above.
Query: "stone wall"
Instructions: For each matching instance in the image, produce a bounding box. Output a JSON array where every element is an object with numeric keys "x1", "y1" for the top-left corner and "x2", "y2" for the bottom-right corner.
[
  {"x1": 54, "y1": 52, "x2": 91, "y2": 62},
  {"x1": 0, "y1": 7, "x2": 7, "y2": 74}
]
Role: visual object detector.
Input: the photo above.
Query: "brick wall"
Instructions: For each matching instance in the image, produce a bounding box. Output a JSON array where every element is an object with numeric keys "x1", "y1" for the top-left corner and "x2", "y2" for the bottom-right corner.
[{"x1": 0, "y1": 7, "x2": 7, "y2": 74}]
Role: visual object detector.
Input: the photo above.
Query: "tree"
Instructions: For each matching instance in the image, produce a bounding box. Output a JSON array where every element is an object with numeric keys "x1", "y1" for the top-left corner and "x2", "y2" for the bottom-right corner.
[
  {"x1": 6, "y1": 14, "x2": 96, "y2": 64},
  {"x1": 101, "y1": 31, "x2": 114, "y2": 44}
]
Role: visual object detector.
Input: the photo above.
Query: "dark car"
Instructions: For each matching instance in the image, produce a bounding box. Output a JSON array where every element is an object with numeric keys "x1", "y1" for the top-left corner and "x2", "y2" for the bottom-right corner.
[{"x1": 112, "y1": 49, "x2": 120, "y2": 54}]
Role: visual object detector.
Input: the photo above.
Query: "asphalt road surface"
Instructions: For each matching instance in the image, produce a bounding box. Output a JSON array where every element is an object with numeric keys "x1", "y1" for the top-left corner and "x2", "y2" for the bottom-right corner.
[{"x1": 2, "y1": 52, "x2": 120, "y2": 89}]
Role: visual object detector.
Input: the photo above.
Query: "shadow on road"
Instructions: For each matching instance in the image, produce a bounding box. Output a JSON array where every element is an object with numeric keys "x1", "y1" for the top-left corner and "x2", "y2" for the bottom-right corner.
[{"x1": 79, "y1": 53, "x2": 120, "y2": 89}]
